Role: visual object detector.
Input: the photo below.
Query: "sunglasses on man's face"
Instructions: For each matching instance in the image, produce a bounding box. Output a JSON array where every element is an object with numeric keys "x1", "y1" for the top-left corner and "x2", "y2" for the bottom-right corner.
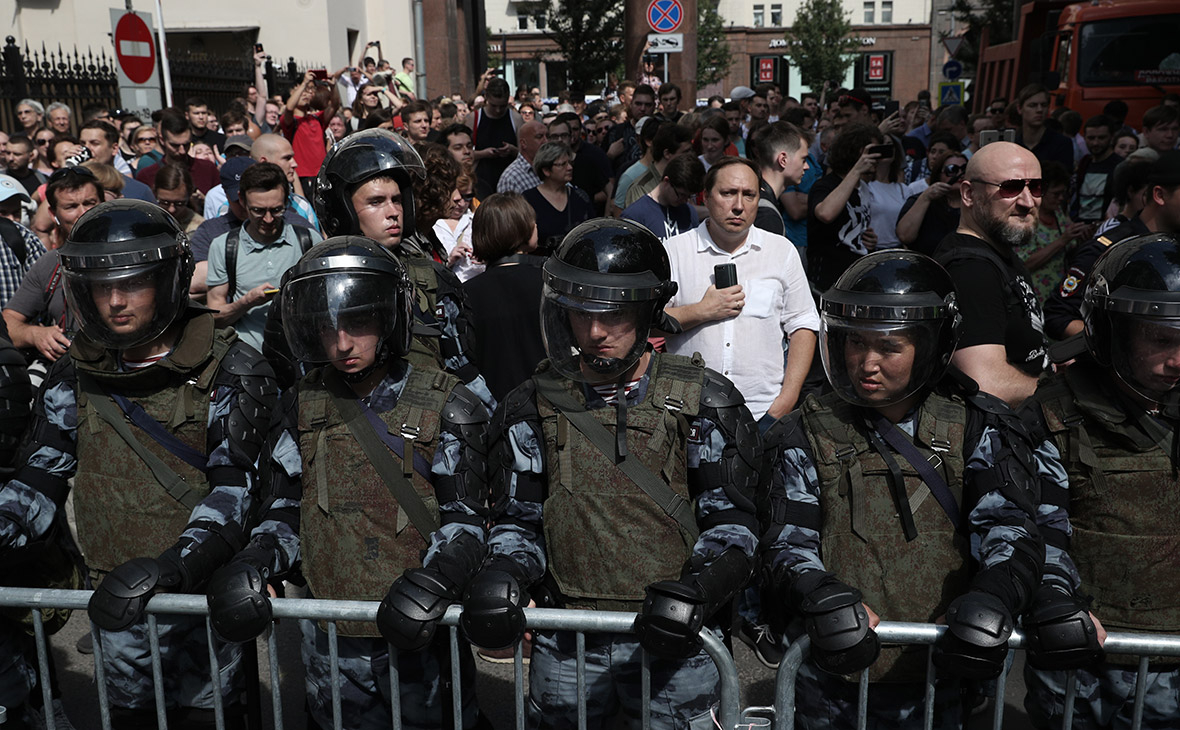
[
  {"x1": 988, "y1": 107, "x2": 1005, "y2": 114},
  {"x1": 971, "y1": 177, "x2": 1043, "y2": 198}
]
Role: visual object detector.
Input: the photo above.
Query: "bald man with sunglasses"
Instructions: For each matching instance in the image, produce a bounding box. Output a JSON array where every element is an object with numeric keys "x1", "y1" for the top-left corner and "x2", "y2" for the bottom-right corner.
[{"x1": 933, "y1": 141, "x2": 1049, "y2": 406}]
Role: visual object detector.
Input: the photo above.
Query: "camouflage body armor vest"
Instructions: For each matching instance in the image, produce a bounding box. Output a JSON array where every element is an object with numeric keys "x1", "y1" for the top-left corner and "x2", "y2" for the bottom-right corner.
[
  {"x1": 1036, "y1": 363, "x2": 1180, "y2": 635},
  {"x1": 72, "y1": 314, "x2": 234, "y2": 572},
  {"x1": 404, "y1": 256, "x2": 450, "y2": 373},
  {"x1": 534, "y1": 352, "x2": 703, "y2": 612},
  {"x1": 800, "y1": 391, "x2": 969, "y2": 682},
  {"x1": 297, "y1": 364, "x2": 459, "y2": 637}
]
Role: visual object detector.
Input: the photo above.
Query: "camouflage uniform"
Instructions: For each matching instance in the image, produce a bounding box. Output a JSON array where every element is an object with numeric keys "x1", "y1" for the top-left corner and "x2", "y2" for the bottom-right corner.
[
  {"x1": 1021, "y1": 359, "x2": 1180, "y2": 729},
  {"x1": 764, "y1": 385, "x2": 1044, "y2": 730},
  {"x1": 0, "y1": 309, "x2": 276, "y2": 715},
  {"x1": 254, "y1": 357, "x2": 488, "y2": 730},
  {"x1": 486, "y1": 353, "x2": 761, "y2": 730}
]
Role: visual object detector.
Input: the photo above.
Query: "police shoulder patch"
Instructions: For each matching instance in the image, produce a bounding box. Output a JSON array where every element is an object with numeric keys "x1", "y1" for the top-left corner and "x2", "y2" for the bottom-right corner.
[{"x1": 1059, "y1": 267, "x2": 1085, "y2": 297}]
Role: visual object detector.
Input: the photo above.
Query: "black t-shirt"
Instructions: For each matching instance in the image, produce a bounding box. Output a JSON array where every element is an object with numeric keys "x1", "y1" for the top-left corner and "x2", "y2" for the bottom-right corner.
[
  {"x1": 8, "y1": 168, "x2": 43, "y2": 196},
  {"x1": 473, "y1": 109, "x2": 518, "y2": 197},
  {"x1": 522, "y1": 185, "x2": 594, "y2": 252},
  {"x1": 933, "y1": 232, "x2": 1048, "y2": 376},
  {"x1": 1071, "y1": 153, "x2": 1122, "y2": 222},
  {"x1": 464, "y1": 257, "x2": 547, "y2": 401},
  {"x1": 897, "y1": 194, "x2": 960, "y2": 257},
  {"x1": 191, "y1": 127, "x2": 227, "y2": 154},
  {"x1": 571, "y1": 142, "x2": 612, "y2": 208},
  {"x1": 807, "y1": 173, "x2": 871, "y2": 291}
]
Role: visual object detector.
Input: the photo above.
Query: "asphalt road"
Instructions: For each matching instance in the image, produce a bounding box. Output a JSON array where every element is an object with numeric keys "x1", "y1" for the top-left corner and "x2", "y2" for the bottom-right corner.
[{"x1": 42, "y1": 608, "x2": 1035, "y2": 729}]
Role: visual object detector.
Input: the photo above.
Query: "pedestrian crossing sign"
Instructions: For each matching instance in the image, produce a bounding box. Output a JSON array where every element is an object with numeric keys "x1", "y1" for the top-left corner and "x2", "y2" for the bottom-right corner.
[{"x1": 938, "y1": 82, "x2": 964, "y2": 107}]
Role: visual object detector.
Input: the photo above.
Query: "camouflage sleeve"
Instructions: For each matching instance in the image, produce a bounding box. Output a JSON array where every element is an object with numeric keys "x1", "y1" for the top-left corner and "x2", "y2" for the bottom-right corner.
[
  {"x1": 963, "y1": 423, "x2": 1045, "y2": 614},
  {"x1": 0, "y1": 364, "x2": 79, "y2": 549},
  {"x1": 247, "y1": 388, "x2": 302, "y2": 578},
  {"x1": 1029, "y1": 436, "x2": 1080, "y2": 593},
  {"x1": 485, "y1": 416, "x2": 547, "y2": 585},
  {"x1": 423, "y1": 384, "x2": 490, "y2": 567},
  {"x1": 176, "y1": 348, "x2": 279, "y2": 558},
  {"x1": 686, "y1": 411, "x2": 759, "y2": 562},
  {"x1": 763, "y1": 414, "x2": 828, "y2": 596}
]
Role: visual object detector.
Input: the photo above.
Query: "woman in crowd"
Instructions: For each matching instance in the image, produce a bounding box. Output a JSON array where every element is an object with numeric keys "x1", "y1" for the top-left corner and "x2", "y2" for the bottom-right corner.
[
  {"x1": 697, "y1": 114, "x2": 731, "y2": 172},
  {"x1": 350, "y1": 84, "x2": 396, "y2": 131},
  {"x1": 413, "y1": 142, "x2": 462, "y2": 262},
  {"x1": 32, "y1": 129, "x2": 57, "y2": 177},
  {"x1": 522, "y1": 141, "x2": 593, "y2": 254},
  {"x1": 281, "y1": 69, "x2": 341, "y2": 195},
  {"x1": 865, "y1": 135, "x2": 924, "y2": 249},
  {"x1": 80, "y1": 161, "x2": 123, "y2": 201},
  {"x1": 896, "y1": 151, "x2": 967, "y2": 256},
  {"x1": 190, "y1": 142, "x2": 219, "y2": 168},
  {"x1": 130, "y1": 125, "x2": 161, "y2": 173},
  {"x1": 434, "y1": 170, "x2": 483, "y2": 282},
  {"x1": 326, "y1": 115, "x2": 348, "y2": 146},
  {"x1": 1015, "y1": 161, "x2": 1093, "y2": 304},
  {"x1": 463, "y1": 192, "x2": 545, "y2": 401},
  {"x1": 1113, "y1": 130, "x2": 1140, "y2": 159}
]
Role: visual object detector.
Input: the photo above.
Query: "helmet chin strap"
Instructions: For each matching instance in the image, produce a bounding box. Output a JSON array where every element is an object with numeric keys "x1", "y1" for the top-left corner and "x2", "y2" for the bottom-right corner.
[
  {"x1": 341, "y1": 341, "x2": 393, "y2": 384},
  {"x1": 581, "y1": 351, "x2": 623, "y2": 375}
]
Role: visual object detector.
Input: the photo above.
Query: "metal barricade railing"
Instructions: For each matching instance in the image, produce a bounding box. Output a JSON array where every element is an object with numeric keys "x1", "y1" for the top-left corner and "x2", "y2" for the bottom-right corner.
[
  {"x1": 0, "y1": 587, "x2": 743, "y2": 730},
  {"x1": 767, "y1": 621, "x2": 1180, "y2": 730}
]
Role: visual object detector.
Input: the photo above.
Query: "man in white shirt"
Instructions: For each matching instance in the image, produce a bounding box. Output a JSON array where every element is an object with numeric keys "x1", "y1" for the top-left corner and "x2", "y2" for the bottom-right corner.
[{"x1": 663, "y1": 157, "x2": 819, "y2": 430}]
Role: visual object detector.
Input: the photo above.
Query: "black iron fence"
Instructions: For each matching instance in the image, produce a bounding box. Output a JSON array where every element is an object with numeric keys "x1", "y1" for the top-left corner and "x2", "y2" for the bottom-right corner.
[{"x1": 0, "y1": 35, "x2": 314, "y2": 134}]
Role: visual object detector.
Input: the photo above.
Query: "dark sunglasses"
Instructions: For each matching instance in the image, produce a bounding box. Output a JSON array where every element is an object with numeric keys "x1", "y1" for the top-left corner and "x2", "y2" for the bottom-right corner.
[
  {"x1": 988, "y1": 107, "x2": 1005, "y2": 114},
  {"x1": 35, "y1": 138, "x2": 52, "y2": 146},
  {"x1": 49, "y1": 165, "x2": 97, "y2": 183},
  {"x1": 460, "y1": 192, "x2": 475, "y2": 201},
  {"x1": 971, "y1": 177, "x2": 1042, "y2": 198},
  {"x1": 943, "y1": 163, "x2": 965, "y2": 179}
]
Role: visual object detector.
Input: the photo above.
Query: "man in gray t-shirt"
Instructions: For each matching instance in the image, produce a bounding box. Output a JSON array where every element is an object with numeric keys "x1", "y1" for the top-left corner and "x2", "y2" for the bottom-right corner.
[{"x1": 205, "y1": 163, "x2": 321, "y2": 350}]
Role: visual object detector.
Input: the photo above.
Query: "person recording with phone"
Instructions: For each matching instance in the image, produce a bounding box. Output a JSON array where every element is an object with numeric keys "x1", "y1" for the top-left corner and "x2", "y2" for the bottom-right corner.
[{"x1": 808, "y1": 123, "x2": 884, "y2": 291}]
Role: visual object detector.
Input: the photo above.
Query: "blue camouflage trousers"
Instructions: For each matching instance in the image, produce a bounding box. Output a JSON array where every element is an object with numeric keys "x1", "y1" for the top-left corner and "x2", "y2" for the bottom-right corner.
[
  {"x1": 300, "y1": 619, "x2": 481, "y2": 730},
  {"x1": 1025, "y1": 662, "x2": 1180, "y2": 729},
  {"x1": 793, "y1": 660, "x2": 964, "y2": 730},
  {"x1": 97, "y1": 612, "x2": 243, "y2": 709},
  {"x1": 526, "y1": 629, "x2": 721, "y2": 730}
]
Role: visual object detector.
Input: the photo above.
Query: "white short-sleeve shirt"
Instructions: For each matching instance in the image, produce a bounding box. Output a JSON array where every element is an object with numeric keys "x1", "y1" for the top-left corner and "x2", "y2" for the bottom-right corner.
[{"x1": 663, "y1": 221, "x2": 820, "y2": 419}]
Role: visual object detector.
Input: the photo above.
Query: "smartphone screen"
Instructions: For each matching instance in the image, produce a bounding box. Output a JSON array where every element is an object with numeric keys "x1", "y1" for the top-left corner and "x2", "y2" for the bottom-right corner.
[{"x1": 868, "y1": 143, "x2": 894, "y2": 159}]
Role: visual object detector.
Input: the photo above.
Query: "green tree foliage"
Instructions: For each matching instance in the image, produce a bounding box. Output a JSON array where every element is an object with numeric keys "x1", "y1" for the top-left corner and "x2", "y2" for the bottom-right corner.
[
  {"x1": 950, "y1": 0, "x2": 1016, "y2": 75},
  {"x1": 543, "y1": 0, "x2": 625, "y2": 93},
  {"x1": 697, "y1": 0, "x2": 733, "y2": 87},
  {"x1": 784, "y1": 0, "x2": 860, "y2": 88}
]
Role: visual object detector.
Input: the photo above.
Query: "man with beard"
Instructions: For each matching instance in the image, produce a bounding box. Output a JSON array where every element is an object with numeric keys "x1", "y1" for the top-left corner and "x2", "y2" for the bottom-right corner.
[{"x1": 933, "y1": 141, "x2": 1048, "y2": 406}]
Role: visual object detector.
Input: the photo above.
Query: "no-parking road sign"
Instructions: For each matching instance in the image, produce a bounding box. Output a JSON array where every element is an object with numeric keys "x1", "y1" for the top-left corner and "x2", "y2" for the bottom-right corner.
[{"x1": 647, "y1": 0, "x2": 684, "y2": 33}]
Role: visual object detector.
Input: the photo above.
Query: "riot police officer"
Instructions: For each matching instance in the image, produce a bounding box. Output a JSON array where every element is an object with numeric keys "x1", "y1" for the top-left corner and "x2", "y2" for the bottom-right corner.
[
  {"x1": 207, "y1": 237, "x2": 491, "y2": 730},
  {"x1": 262, "y1": 129, "x2": 493, "y2": 410},
  {"x1": 459, "y1": 219, "x2": 761, "y2": 729},
  {"x1": 1020, "y1": 233, "x2": 1180, "y2": 729},
  {"x1": 0, "y1": 200, "x2": 278, "y2": 729},
  {"x1": 763, "y1": 250, "x2": 1044, "y2": 728}
]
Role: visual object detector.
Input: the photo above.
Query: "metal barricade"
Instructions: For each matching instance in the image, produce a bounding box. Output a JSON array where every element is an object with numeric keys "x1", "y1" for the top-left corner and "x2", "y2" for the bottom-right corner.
[
  {"x1": 0, "y1": 587, "x2": 743, "y2": 730},
  {"x1": 767, "y1": 621, "x2": 1180, "y2": 730}
]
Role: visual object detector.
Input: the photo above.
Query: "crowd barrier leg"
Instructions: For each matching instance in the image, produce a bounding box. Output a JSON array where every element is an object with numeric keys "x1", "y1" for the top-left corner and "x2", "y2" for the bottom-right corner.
[
  {"x1": 204, "y1": 617, "x2": 226, "y2": 730},
  {"x1": 512, "y1": 641, "x2": 525, "y2": 730},
  {"x1": 31, "y1": 609, "x2": 54, "y2": 730},
  {"x1": 147, "y1": 613, "x2": 168, "y2": 730},
  {"x1": 266, "y1": 628, "x2": 284, "y2": 730}
]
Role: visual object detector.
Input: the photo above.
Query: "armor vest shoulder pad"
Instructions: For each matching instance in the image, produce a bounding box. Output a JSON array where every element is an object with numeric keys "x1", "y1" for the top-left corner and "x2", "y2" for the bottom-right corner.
[
  {"x1": 498, "y1": 378, "x2": 540, "y2": 429},
  {"x1": 442, "y1": 383, "x2": 491, "y2": 426},
  {"x1": 404, "y1": 257, "x2": 440, "y2": 294},
  {"x1": 1032, "y1": 375, "x2": 1081, "y2": 436},
  {"x1": 700, "y1": 368, "x2": 745, "y2": 410},
  {"x1": 799, "y1": 393, "x2": 867, "y2": 467}
]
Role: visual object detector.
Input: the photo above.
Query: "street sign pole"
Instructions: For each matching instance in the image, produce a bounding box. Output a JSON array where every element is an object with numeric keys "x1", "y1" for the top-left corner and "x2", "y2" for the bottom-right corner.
[{"x1": 152, "y1": 0, "x2": 172, "y2": 106}]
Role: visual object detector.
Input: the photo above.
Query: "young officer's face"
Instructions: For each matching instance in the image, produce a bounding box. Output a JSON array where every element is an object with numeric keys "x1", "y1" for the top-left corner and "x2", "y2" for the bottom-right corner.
[
  {"x1": 92, "y1": 273, "x2": 158, "y2": 339},
  {"x1": 322, "y1": 313, "x2": 383, "y2": 374},
  {"x1": 844, "y1": 329, "x2": 917, "y2": 405}
]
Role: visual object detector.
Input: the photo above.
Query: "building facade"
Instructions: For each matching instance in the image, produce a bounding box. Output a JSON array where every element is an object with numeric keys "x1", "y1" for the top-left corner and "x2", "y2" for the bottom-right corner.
[{"x1": 483, "y1": 0, "x2": 937, "y2": 104}]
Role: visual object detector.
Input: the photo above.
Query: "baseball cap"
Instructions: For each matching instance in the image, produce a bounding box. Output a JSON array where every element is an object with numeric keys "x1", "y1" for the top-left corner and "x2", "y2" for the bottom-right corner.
[
  {"x1": 839, "y1": 88, "x2": 873, "y2": 109},
  {"x1": 634, "y1": 116, "x2": 656, "y2": 135},
  {"x1": 221, "y1": 157, "x2": 257, "y2": 199},
  {"x1": 730, "y1": 86, "x2": 755, "y2": 101},
  {"x1": 0, "y1": 175, "x2": 31, "y2": 204},
  {"x1": 224, "y1": 135, "x2": 253, "y2": 154}
]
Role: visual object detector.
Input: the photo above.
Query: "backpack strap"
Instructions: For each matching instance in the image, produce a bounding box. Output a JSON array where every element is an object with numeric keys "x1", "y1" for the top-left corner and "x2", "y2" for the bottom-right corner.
[
  {"x1": 295, "y1": 226, "x2": 313, "y2": 253},
  {"x1": 0, "y1": 219, "x2": 28, "y2": 267}
]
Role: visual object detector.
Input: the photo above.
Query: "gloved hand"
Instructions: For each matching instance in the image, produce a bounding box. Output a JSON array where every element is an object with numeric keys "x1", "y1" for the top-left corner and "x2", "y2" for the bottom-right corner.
[
  {"x1": 1024, "y1": 585, "x2": 1103, "y2": 670},
  {"x1": 799, "y1": 577, "x2": 880, "y2": 676},
  {"x1": 934, "y1": 591, "x2": 1014, "y2": 679},
  {"x1": 460, "y1": 559, "x2": 529, "y2": 650},
  {"x1": 207, "y1": 537, "x2": 278, "y2": 643}
]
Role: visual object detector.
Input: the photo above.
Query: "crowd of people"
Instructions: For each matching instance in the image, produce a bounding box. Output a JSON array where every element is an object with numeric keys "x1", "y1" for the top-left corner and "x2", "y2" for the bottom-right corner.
[{"x1": 0, "y1": 38, "x2": 1177, "y2": 730}]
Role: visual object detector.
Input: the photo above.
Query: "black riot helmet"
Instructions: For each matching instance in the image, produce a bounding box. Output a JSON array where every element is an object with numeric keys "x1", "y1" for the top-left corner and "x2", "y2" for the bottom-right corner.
[
  {"x1": 540, "y1": 219, "x2": 679, "y2": 382},
  {"x1": 59, "y1": 199, "x2": 194, "y2": 349},
  {"x1": 280, "y1": 236, "x2": 413, "y2": 381},
  {"x1": 314, "y1": 129, "x2": 427, "y2": 238},
  {"x1": 820, "y1": 250, "x2": 961, "y2": 408},
  {"x1": 1083, "y1": 232, "x2": 1180, "y2": 406}
]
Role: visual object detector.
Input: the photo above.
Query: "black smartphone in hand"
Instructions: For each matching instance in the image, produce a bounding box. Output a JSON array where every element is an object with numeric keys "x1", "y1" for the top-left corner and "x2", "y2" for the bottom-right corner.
[{"x1": 715, "y1": 263, "x2": 738, "y2": 289}]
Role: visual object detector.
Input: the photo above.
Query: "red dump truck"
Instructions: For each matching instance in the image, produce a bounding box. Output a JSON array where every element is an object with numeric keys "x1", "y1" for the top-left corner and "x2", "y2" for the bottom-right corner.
[{"x1": 974, "y1": 0, "x2": 1180, "y2": 121}]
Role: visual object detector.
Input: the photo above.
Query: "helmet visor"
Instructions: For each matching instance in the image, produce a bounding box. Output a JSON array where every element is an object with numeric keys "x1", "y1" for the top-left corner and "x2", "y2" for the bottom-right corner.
[
  {"x1": 540, "y1": 286, "x2": 652, "y2": 383},
  {"x1": 63, "y1": 260, "x2": 187, "y2": 349},
  {"x1": 1108, "y1": 313, "x2": 1180, "y2": 405},
  {"x1": 281, "y1": 270, "x2": 409, "y2": 366},
  {"x1": 820, "y1": 316, "x2": 947, "y2": 409}
]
